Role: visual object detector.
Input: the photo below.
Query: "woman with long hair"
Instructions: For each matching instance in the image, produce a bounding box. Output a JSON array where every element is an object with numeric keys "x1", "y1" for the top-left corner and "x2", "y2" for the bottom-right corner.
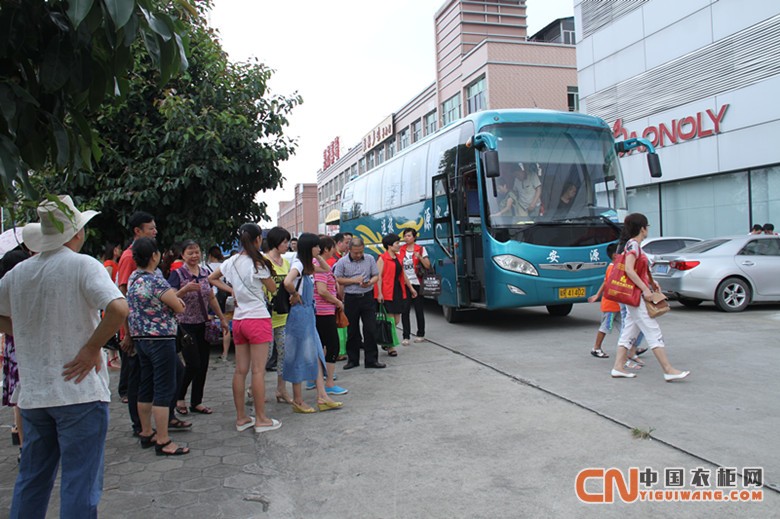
[
  {"x1": 376, "y1": 233, "x2": 417, "y2": 357},
  {"x1": 168, "y1": 240, "x2": 229, "y2": 415},
  {"x1": 209, "y1": 224, "x2": 281, "y2": 433},
  {"x1": 101, "y1": 242, "x2": 122, "y2": 284},
  {"x1": 314, "y1": 235, "x2": 348, "y2": 395},
  {"x1": 611, "y1": 213, "x2": 690, "y2": 381},
  {"x1": 400, "y1": 228, "x2": 430, "y2": 345},
  {"x1": 128, "y1": 238, "x2": 189, "y2": 455},
  {"x1": 282, "y1": 233, "x2": 342, "y2": 413},
  {"x1": 263, "y1": 226, "x2": 294, "y2": 404}
]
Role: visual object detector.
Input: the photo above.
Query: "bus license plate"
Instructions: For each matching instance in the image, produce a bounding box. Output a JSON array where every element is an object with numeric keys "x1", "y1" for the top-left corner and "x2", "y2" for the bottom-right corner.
[{"x1": 558, "y1": 287, "x2": 585, "y2": 299}]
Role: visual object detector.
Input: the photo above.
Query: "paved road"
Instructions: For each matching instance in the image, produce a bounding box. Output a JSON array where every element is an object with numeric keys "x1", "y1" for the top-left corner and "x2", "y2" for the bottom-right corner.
[{"x1": 0, "y1": 299, "x2": 777, "y2": 518}]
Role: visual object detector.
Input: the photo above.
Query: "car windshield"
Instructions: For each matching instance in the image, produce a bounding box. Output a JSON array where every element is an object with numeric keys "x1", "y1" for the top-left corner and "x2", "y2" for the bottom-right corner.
[
  {"x1": 482, "y1": 123, "x2": 626, "y2": 229},
  {"x1": 679, "y1": 239, "x2": 729, "y2": 254}
]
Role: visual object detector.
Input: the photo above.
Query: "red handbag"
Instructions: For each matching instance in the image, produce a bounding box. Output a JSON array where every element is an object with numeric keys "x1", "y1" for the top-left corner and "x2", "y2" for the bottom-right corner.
[{"x1": 604, "y1": 253, "x2": 646, "y2": 307}]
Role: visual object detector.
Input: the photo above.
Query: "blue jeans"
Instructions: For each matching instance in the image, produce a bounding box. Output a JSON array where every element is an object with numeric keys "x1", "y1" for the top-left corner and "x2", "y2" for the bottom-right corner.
[
  {"x1": 11, "y1": 401, "x2": 109, "y2": 519},
  {"x1": 135, "y1": 338, "x2": 178, "y2": 407}
]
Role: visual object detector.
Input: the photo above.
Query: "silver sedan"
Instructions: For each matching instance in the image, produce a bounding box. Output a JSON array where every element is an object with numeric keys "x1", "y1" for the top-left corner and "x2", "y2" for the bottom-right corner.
[{"x1": 650, "y1": 234, "x2": 780, "y2": 312}]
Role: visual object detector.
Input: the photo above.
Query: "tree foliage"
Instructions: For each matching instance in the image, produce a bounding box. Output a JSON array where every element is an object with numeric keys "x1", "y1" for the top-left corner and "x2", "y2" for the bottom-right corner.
[
  {"x1": 0, "y1": 0, "x2": 191, "y2": 204},
  {"x1": 36, "y1": 2, "x2": 302, "y2": 251}
]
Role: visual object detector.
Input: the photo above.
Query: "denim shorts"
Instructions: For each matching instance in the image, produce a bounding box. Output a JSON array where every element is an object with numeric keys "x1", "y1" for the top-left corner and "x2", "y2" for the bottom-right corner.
[{"x1": 134, "y1": 337, "x2": 178, "y2": 407}]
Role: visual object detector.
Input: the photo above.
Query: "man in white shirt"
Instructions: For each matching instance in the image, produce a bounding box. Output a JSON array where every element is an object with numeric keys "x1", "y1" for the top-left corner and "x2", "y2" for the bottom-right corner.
[
  {"x1": 0, "y1": 196, "x2": 127, "y2": 519},
  {"x1": 514, "y1": 162, "x2": 542, "y2": 216}
]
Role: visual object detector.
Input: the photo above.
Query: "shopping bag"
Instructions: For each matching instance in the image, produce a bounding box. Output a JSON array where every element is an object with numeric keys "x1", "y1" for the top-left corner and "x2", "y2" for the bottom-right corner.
[
  {"x1": 375, "y1": 304, "x2": 399, "y2": 347},
  {"x1": 420, "y1": 269, "x2": 442, "y2": 297},
  {"x1": 645, "y1": 292, "x2": 670, "y2": 318},
  {"x1": 337, "y1": 326, "x2": 348, "y2": 356},
  {"x1": 604, "y1": 253, "x2": 644, "y2": 307}
]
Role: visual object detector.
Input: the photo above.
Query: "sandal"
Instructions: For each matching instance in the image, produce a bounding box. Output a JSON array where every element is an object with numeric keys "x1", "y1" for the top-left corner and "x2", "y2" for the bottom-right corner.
[
  {"x1": 189, "y1": 405, "x2": 213, "y2": 414},
  {"x1": 155, "y1": 440, "x2": 189, "y2": 456},
  {"x1": 635, "y1": 347, "x2": 648, "y2": 356},
  {"x1": 387, "y1": 349, "x2": 398, "y2": 357},
  {"x1": 624, "y1": 360, "x2": 643, "y2": 370},
  {"x1": 590, "y1": 349, "x2": 609, "y2": 358},
  {"x1": 138, "y1": 430, "x2": 157, "y2": 449},
  {"x1": 175, "y1": 405, "x2": 189, "y2": 415},
  {"x1": 168, "y1": 419, "x2": 192, "y2": 431},
  {"x1": 627, "y1": 354, "x2": 645, "y2": 366}
]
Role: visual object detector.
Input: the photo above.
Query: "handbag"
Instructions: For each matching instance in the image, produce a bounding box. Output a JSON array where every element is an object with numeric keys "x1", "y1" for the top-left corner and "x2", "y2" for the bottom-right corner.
[
  {"x1": 375, "y1": 303, "x2": 399, "y2": 347},
  {"x1": 644, "y1": 270, "x2": 670, "y2": 318},
  {"x1": 604, "y1": 252, "x2": 646, "y2": 307},
  {"x1": 204, "y1": 319, "x2": 222, "y2": 344},
  {"x1": 104, "y1": 333, "x2": 121, "y2": 351},
  {"x1": 176, "y1": 325, "x2": 195, "y2": 353},
  {"x1": 335, "y1": 306, "x2": 349, "y2": 328},
  {"x1": 272, "y1": 287, "x2": 291, "y2": 314}
]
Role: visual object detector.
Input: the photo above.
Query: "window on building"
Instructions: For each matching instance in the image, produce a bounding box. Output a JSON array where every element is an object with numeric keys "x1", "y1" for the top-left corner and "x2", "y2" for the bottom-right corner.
[
  {"x1": 563, "y1": 30, "x2": 576, "y2": 45},
  {"x1": 359, "y1": 157, "x2": 366, "y2": 174},
  {"x1": 411, "y1": 120, "x2": 422, "y2": 143},
  {"x1": 378, "y1": 146, "x2": 385, "y2": 165},
  {"x1": 441, "y1": 94, "x2": 461, "y2": 127},
  {"x1": 399, "y1": 127, "x2": 410, "y2": 151},
  {"x1": 567, "y1": 86, "x2": 579, "y2": 112},
  {"x1": 424, "y1": 111, "x2": 437, "y2": 136},
  {"x1": 367, "y1": 151, "x2": 375, "y2": 171},
  {"x1": 388, "y1": 140, "x2": 395, "y2": 159},
  {"x1": 466, "y1": 77, "x2": 486, "y2": 114}
]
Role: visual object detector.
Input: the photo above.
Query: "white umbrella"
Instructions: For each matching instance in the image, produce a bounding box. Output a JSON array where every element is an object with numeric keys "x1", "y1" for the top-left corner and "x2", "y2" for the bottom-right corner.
[{"x1": 0, "y1": 226, "x2": 25, "y2": 258}]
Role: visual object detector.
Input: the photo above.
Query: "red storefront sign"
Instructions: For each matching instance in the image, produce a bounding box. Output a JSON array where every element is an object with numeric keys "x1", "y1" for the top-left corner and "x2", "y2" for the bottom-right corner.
[
  {"x1": 612, "y1": 104, "x2": 729, "y2": 150},
  {"x1": 322, "y1": 137, "x2": 341, "y2": 170}
]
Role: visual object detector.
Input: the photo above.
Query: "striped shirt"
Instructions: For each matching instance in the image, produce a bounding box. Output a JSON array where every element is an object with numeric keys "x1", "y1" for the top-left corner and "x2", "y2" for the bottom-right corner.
[
  {"x1": 333, "y1": 253, "x2": 378, "y2": 295},
  {"x1": 314, "y1": 269, "x2": 338, "y2": 315}
]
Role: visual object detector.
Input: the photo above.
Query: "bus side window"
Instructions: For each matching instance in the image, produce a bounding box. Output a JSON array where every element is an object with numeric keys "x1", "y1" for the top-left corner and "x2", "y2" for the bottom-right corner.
[{"x1": 365, "y1": 167, "x2": 383, "y2": 214}]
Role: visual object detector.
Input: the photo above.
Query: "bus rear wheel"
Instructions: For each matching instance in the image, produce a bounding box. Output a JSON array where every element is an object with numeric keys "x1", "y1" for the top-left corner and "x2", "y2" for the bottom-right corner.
[
  {"x1": 546, "y1": 304, "x2": 573, "y2": 317},
  {"x1": 442, "y1": 305, "x2": 463, "y2": 323}
]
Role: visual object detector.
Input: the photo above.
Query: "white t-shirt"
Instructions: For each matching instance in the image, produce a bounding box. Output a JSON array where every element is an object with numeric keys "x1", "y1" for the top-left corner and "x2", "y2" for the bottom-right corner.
[
  {"x1": 402, "y1": 246, "x2": 428, "y2": 284},
  {"x1": 0, "y1": 247, "x2": 124, "y2": 409},
  {"x1": 221, "y1": 254, "x2": 271, "y2": 320},
  {"x1": 289, "y1": 258, "x2": 312, "y2": 296}
]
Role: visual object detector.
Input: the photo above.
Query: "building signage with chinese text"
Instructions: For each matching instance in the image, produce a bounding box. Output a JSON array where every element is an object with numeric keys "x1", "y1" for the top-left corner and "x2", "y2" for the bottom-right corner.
[
  {"x1": 322, "y1": 137, "x2": 340, "y2": 170},
  {"x1": 362, "y1": 115, "x2": 394, "y2": 153}
]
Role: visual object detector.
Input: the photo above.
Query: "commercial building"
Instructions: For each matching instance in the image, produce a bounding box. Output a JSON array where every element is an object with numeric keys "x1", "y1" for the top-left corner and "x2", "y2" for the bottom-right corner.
[
  {"x1": 277, "y1": 183, "x2": 318, "y2": 237},
  {"x1": 318, "y1": 0, "x2": 578, "y2": 232},
  {"x1": 575, "y1": 0, "x2": 780, "y2": 238}
]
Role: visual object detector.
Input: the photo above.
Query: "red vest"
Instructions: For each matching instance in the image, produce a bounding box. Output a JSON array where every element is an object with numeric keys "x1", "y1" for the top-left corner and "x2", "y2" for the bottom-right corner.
[{"x1": 375, "y1": 250, "x2": 407, "y2": 301}]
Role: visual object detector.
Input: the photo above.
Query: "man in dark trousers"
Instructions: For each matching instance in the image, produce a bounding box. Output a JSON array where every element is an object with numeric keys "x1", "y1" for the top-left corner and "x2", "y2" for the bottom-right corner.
[{"x1": 333, "y1": 237, "x2": 385, "y2": 369}]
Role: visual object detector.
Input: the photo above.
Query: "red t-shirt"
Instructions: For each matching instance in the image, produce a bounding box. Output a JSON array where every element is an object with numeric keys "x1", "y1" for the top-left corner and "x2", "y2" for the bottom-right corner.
[{"x1": 117, "y1": 247, "x2": 136, "y2": 291}]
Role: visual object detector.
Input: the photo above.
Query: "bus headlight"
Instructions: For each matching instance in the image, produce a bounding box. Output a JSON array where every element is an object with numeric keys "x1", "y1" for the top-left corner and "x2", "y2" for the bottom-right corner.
[{"x1": 493, "y1": 255, "x2": 538, "y2": 276}]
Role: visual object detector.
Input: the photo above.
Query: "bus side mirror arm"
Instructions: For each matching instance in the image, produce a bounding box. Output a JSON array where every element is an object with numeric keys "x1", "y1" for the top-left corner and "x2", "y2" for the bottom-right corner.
[{"x1": 615, "y1": 137, "x2": 663, "y2": 178}]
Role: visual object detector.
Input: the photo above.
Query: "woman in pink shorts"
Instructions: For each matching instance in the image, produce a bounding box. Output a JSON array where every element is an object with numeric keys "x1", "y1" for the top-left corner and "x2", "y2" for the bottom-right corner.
[{"x1": 209, "y1": 224, "x2": 282, "y2": 434}]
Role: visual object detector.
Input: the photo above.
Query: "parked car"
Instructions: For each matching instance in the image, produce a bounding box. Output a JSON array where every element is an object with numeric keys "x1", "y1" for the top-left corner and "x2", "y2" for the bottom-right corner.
[
  {"x1": 651, "y1": 235, "x2": 780, "y2": 312},
  {"x1": 641, "y1": 236, "x2": 702, "y2": 265}
]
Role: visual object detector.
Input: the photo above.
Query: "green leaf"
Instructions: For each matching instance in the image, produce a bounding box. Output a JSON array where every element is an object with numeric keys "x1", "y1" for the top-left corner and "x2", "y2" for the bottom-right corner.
[
  {"x1": 121, "y1": 11, "x2": 139, "y2": 47},
  {"x1": 140, "y1": 7, "x2": 172, "y2": 42},
  {"x1": 40, "y1": 37, "x2": 72, "y2": 93},
  {"x1": 51, "y1": 117, "x2": 70, "y2": 168},
  {"x1": 103, "y1": 0, "x2": 135, "y2": 31},
  {"x1": 0, "y1": 135, "x2": 22, "y2": 192},
  {"x1": 67, "y1": 0, "x2": 96, "y2": 29}
]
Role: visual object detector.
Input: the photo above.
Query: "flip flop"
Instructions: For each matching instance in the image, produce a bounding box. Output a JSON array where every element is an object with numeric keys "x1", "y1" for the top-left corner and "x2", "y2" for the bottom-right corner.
[
  {"x1": 254, "y1": 418, "x2": 282, "y2": 433},
  {"x1": 175, "y1": 405, "x2": 189, "y2": 415},
  {"x1": 189, "y1": 405, "x2": 213, "y2": 415},
  {"x1": 236, "y1": 417, "x2": 256, "y2": 432},
  {"x1": 387, "y1": 349, "x2": 398, "y2": 357},
  {"x1": 168, "y1": 418, "x2": 192, "y2": 431},
  {"x1": 590, "y1": 349, "x2": 609, "y2": 358}
]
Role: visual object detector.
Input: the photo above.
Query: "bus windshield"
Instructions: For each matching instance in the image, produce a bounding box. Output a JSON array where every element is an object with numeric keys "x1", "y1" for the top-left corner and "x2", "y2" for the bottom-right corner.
[{"x1": 483, "y1": 123, "x2": 626, "y2": 229}]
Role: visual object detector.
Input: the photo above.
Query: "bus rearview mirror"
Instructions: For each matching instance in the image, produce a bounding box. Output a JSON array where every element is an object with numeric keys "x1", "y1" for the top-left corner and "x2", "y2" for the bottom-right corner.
[
  {"x1": 648, "y1": 153, "x2": 662, "y2": 178},
  {"x1": 484, "y1": 150, "x2": 500, "y2": 178}
]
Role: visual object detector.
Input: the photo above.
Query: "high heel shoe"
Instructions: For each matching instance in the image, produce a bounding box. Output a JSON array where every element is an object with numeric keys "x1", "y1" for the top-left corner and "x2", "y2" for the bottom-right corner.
[
  {"x1": 276, "y1": 393, "x2": 293, "y2": 404},
  {"x1": 317, "y1": 401, "x2": 343, "y2": 412},
  {"x1": 664, "y1": 370, "x2": 690, "y2": 382},
  {"x1": 291, "y1": 402, "x2": 316, "y2": 414}
]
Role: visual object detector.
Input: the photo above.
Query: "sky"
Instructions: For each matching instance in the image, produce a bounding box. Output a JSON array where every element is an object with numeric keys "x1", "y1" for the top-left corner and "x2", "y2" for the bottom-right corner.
[{"x1": 209, "y1": 0, "x2": 574, "y2": 225}]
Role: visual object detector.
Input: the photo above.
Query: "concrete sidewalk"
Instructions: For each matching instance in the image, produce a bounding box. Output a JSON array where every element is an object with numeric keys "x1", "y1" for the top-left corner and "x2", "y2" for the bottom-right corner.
[{"x1": 0, "y1": 320, "x2": 777, "y2": 518}]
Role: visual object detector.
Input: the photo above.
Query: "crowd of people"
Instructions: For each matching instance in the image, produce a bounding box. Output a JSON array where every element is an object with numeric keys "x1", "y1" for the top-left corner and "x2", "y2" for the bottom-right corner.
[
  {"x1": 0, "y1": 195, "x2": 432, "y2": 517},
  {"x1": 0, "y1": 191, "x2": 697, "y2": 517}
]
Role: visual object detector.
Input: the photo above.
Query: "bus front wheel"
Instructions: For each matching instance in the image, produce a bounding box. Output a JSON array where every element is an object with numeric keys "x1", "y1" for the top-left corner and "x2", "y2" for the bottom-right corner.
[
  {"x1": 546, "y1": 304, "x2": 573, "y2": 317},
  {"x1": 442, "y1": 305, "x2": 463, "y2": 323}
]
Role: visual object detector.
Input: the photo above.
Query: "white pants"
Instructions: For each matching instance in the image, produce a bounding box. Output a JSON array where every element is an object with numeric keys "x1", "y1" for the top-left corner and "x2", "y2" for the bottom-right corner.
[{"x1": 617, "y1": 301, "x2": 665, "y2": 349}]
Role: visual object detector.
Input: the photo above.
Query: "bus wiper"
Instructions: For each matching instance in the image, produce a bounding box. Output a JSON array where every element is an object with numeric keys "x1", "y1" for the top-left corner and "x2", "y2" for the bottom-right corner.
[{"x1": 565, "y1": 215, "x2": 621, "y2": 232}]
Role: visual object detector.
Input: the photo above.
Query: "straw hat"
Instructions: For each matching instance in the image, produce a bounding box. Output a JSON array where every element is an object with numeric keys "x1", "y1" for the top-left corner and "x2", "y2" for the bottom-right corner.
[{"x1": 22, "y1": 195, "x2": 99, "y2": 252}]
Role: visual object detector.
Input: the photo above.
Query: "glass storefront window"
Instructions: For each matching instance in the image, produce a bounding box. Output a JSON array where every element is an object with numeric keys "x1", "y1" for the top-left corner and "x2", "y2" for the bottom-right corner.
[{"x1": 750, "y1": 165, "x2": 780, "y2": 228}]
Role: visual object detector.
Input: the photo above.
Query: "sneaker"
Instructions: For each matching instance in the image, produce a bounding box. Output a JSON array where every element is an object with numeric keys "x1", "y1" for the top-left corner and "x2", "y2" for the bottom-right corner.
[
  {"x1": 305, "y1": 381, "x2": 316, "y2": 390},
  {"x1": 325, "y1": 385, "x2": 348, "y2": 395}
]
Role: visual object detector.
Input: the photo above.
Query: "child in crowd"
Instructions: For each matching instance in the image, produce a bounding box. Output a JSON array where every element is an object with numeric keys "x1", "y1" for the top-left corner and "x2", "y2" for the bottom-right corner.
[{"x1": 588, "y1": 243, "x2": 619, "y2": 358}]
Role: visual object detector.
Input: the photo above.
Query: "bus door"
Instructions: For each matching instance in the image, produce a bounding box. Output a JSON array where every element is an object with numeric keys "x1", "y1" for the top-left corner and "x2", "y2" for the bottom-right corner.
[
  {"x1": 432, "y1": 173, "x2": 461, "y2": 308},
  {"x1": 456, "y1": 143, "x2": 484, "y2": 304}
]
